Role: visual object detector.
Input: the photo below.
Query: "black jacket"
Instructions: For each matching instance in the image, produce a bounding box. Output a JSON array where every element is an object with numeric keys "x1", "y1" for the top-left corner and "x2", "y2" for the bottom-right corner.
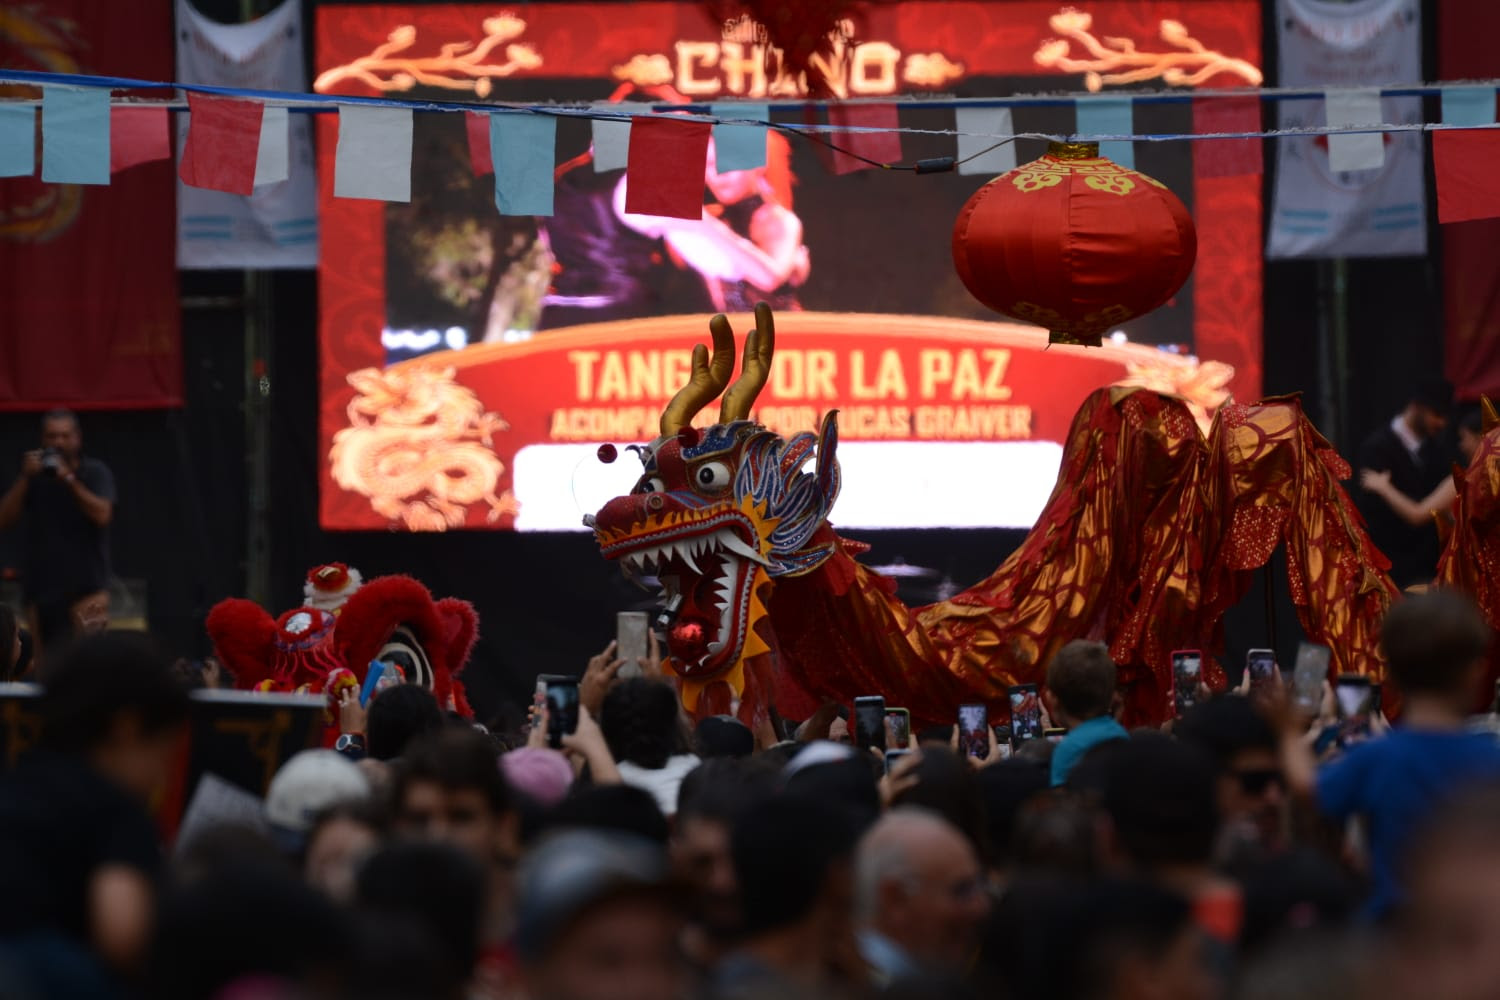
[{"x1": 1355, "y1": 423, "x2": 1450, "y2": 588}]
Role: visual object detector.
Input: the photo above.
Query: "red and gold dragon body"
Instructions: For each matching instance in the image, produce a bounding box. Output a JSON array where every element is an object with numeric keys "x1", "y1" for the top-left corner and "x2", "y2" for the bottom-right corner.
[
  {"x1": 592, "y1": 306, "x2": 1400, "y2": 727},
  {"x1": 1438, "y1": 400, "x2": 1500, "y2": 709}
]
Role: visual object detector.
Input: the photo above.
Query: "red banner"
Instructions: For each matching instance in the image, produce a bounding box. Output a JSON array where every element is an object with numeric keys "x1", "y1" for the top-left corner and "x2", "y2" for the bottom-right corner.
[
  {"x1": 0, "y1": 3, "x2": 181, "y2": 410},
  {"x1": 314, "y1": 2, "x2": 1261, "y2": 531},
  {"x1": 1440, "y1": 0, "x2": 1500, "y2": 400}
]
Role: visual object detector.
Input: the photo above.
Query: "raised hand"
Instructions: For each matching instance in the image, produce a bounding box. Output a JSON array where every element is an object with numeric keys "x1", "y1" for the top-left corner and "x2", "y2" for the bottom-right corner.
[
  {"x1": 337, "y1": 687, "x2": 368, "y2": 736},
  {"x1": 581, "y1": 640, "x2": 625, "y2": 716}
]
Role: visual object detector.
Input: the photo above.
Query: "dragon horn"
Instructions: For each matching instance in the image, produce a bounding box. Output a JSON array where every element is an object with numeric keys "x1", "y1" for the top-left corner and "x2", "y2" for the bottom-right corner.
[
  {"x1": 661, "y1": 313, "x2": 737, "y2": 436},
  {"x1": 719, "y1": 303, "x2": 776, "y2": 423},
  {"x1": 1483, "y1": 397, "x2": 1498, "y2": 434}
]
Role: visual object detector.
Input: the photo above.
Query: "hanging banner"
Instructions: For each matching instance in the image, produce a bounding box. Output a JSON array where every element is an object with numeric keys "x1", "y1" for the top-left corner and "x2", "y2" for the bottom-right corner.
[
  {"x1": 1266, "y1": 0, "x2": 1426, "y2": 259},
  {"x1": 175, "y1": 0, "x2": 318, "y2": 269},
  {"x1": 0, "y1": 3, "x2": 181, "y2": 409},
  {"x1": 1440, "y1": 0, "x2": 1500, "y2": 399}
]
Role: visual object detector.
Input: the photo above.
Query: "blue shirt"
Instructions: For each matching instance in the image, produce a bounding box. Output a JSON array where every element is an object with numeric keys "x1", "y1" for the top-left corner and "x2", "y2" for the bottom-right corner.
[
  {"x1": 857, "y1": 929, "x2": 919, "y2": 985},
  {"x1": 1051, "y1": 715, "x2": 1129, "y2": 787},
  {"x1": 1316, "y1": 727, "x2": 1500, "y2": 918}
]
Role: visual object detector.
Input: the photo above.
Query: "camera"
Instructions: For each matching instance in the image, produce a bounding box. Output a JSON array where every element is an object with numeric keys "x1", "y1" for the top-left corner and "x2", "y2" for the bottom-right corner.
[{"x1": 40, "y1": 448, "x2": 64, "y2": 477}]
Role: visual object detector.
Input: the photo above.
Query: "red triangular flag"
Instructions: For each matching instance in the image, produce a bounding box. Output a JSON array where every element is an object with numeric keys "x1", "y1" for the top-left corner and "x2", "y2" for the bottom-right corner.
[
  {"x1": 827, "y1": 103, "x2": 902, "y2": 175},
  {"x1": 625, "y1": 116, "x2": 710, "y2": 220},
  {"x1": 466, "y1": 111, "x2": 493, "y2": 176},
  {"x1": 1434, "y1": 128, "x2": 1500, "y2": 224},
  {"x1": 111, "y1": 106, "x2": 170, "y2": 173},
  {"x1": 1191, "y1": 96, "x2": 1262, "y2": 178},
  {"x1": 179, "y1": 93, "x2": 264, "y2": 196}
]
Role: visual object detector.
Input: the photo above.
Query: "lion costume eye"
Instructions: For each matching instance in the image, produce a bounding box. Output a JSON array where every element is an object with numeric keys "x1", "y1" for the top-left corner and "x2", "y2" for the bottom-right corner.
[
  {"x1": 693, "y1": 461, "x2": 733, "y2": 492},
  {"x1": 637, "y1": 477, "x2": 666, "y2": 494},
  {"x1": 377, "y1": 626, "x2": 432, "y2": 688}
]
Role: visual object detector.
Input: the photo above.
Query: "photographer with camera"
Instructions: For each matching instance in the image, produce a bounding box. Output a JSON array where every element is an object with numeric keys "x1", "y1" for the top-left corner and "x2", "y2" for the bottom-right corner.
[{"x1": 0, "y1": 410, "x2": 116, "y2": 656}]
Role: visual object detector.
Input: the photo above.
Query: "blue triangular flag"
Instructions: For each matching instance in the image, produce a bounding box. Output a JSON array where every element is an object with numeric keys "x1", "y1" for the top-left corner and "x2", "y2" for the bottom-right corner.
[
  {"x1": 1075, "y1": 96, "x2": 1135, "y2": 169},
  {"x1": 491, "y1": 113, "x2": 556, "y2": 216},
  {"x1": 42, "y1": 86, "x2": 110, "y2": 185}
]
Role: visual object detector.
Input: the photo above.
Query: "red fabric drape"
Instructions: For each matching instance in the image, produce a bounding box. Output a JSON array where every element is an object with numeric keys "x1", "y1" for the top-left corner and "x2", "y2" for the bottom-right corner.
[
  {"x1": 1440, "y1": 0, "x2": 1500, "y2": 400},
  {"x1": 0, "y1": 2, "x2": 181, "y2": 410}
]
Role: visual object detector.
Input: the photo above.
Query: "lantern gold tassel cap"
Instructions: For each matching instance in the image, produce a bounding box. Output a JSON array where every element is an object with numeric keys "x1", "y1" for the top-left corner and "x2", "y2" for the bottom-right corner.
[
  {"x1": 1049, "y1": 329, "x2": 1104, "y2": 347},
  {"x1": 1049, "y1": 141, "x2": 1101, "y2": 160}
]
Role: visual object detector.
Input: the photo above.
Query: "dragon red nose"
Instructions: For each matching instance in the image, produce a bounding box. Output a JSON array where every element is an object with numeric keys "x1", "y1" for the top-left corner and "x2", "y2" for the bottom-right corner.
[{"x1": 593, "y1": 493, "x2": 651, "y2": 538}]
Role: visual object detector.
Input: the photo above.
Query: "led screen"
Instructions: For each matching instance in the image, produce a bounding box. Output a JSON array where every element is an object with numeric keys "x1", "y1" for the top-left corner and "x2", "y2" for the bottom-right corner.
[{"x1": 315, "y1": 1, "x2": 1262, "y2": 531}]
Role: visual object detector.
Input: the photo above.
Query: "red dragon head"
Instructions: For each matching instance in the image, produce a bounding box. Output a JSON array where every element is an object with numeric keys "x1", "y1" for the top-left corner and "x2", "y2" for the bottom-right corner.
[{"x1": 591, "y1": 306, "x2": 840, "y2": 715}]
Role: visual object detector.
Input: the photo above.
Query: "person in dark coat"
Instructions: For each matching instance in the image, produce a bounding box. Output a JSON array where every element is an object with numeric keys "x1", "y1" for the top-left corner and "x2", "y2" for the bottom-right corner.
[{"x1": 1355, "y1": 378, "x2": 1453, "y2": 588}]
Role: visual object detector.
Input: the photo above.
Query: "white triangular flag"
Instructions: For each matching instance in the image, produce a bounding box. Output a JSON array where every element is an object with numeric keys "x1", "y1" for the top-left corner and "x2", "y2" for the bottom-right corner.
[
  {"x1": 1325, "y1": 89, "x2": 1385, "y2": 173},
  {"x1": 956, "y1": 107, "x2": 1017, "y2": 176},
  {"x1": 334, "y1": 105, "x2": 412, "y2": 202},
  {"x1": 592, "y1": 110, "x2": 631, "y2": 172},
  {"x1": 253, "y1": 105, "x2": 289, "y2": 186}
]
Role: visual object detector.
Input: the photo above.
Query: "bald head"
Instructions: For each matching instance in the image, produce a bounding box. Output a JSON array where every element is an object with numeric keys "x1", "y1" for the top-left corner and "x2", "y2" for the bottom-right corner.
[{"x1": 854, "y1": 808, "x2": 989, "y2": 968}]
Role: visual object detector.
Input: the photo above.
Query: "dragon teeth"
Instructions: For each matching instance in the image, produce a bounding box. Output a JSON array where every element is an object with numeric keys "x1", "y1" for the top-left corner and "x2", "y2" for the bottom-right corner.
[
  {"x1": 718, "y1": 532, "x2": 766, "y2": 565},
  {"x1": 621, "y1": 526, "x2": 766, "y2": 575}
]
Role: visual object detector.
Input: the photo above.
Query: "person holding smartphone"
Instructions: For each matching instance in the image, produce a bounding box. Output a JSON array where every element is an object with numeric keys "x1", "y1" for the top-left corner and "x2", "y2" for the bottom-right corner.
[
  {"x1": 1044, "y1": 641, "x2": 1129, "y2": 788},
  {"x1": 0, "y1": 410, "x2": 117, "y2": 660},
  {"x1": 1275, "y1": 592, "x2": 1500, "y2": 918}
]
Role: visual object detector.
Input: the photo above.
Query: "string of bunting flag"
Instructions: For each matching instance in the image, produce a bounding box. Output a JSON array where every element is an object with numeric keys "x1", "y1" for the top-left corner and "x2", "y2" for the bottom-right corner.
[{"x1": 2, "y1": 69, "x2": 1498, "y2": 223}]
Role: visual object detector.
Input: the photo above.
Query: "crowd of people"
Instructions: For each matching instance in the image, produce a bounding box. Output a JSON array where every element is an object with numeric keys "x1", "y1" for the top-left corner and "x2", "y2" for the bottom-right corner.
[{"x1": 1, "y1": 586, "x2": 1500, "y2": 1000}]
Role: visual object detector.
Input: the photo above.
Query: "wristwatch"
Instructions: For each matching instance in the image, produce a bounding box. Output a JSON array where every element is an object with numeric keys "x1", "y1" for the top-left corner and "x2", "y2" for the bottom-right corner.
[{"x1": 334, "y1": 732, "x2": 366, "y2": 753}]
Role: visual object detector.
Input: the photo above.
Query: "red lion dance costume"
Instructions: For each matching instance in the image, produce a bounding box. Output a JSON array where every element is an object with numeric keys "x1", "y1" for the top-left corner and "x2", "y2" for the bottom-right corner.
[
  {"x1": 206, "y1": 567, "x2": 478, "y2": 720},
  {"x1": 591, "y1": 306, "x2": 1399, "y2": 728}
]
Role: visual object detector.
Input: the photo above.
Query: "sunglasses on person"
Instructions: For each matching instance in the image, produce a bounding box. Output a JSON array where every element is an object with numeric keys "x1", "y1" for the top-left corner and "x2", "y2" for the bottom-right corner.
[{"x1": 1232, "y1": 768, "x2": 1285, "y2": 795}]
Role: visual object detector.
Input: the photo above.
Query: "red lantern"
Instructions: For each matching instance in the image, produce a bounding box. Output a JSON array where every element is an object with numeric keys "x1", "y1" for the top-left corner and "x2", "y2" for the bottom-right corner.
[{"x1": 952, "y1": 141, "x2": 1197, "y2": 347}]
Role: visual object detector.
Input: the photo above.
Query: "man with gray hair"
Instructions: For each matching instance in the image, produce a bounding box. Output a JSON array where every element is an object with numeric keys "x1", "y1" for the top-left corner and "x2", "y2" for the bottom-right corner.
[{"x1": 854, "y1": 806, "x2": 990, "y2": 983}]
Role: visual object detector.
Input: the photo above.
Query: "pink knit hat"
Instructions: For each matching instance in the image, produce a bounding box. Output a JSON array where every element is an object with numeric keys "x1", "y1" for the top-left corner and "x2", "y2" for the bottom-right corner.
[{"x1": 501, "y1": 748, "x2": 575, "y2": 807}]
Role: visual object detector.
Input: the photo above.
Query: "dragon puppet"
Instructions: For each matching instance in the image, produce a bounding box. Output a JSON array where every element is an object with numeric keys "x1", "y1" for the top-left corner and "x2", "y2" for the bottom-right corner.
[
  {"x1": 591, "y1": 305, "x2": 1400, "y2": 728},
  {"x1": 1438, "y1": 398, "x2": 1500, "y2": 710},
  {"x1": 207, "y1": 569, "x2": 478, "y2": 725}
]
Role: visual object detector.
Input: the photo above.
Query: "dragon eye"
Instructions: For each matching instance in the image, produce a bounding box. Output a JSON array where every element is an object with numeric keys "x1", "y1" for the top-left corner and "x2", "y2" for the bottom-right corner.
[
  {"x1": 693, "y1": 461, "x2": 732, "y2": 491},
  {"x1": 637, "y1": 477, "x2": 666, "y2": 494}
]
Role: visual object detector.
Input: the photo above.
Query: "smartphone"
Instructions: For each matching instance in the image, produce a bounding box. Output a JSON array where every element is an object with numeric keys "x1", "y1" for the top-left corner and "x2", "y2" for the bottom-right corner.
[
  {"x1": 360, "y1": 660, "x2": 401, "y2": 708},
  {"x1": 1008, "y1": 684, "x2": 1041, "y2": 743},
  {"x1": 1246, "y1": 648, "x2": 1276, "y2": 691},
  {"x1": 854, "y1": 696, "x2": 887, "y2": 751},
  {"x1": 616, "y1": 611, "x2": 650, "y2": 680},
  {"x1": 545, "y1": 678, "x2": 580, "y2": 749},
  {"x1": 1044, "y1": 727, "x2": 1067, "y2": 745},
  {"x1": 958, "y1": 703, "x2": 989, "y2": 760},
  {"x1": 1335, "y1": 674, "x2": 1375, "y2": 747},
  {"x1": 884, "y1": 708, "x2": 911, "y2": 749},
  {"x1": 992, "y1": 724, "x2": 1013, "y2": 757},
  {"x1": 1171, "y1": 650, "x2": 1203, "y2": 717},
  {"x1": 884, "y1": 748, "x2": 912, "y2": 774},
  {"x1": 535, "y1": 673, "x2": 570, "y2": 718},
  {"x1": 1292, "y1": 642, "x2": 1332, "y2": 715}
]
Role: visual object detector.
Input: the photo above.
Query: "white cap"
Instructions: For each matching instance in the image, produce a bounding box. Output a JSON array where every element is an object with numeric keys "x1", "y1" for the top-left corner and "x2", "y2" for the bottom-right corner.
[
  {"x1": 264, "y1": 749, "x2": 371, "y2": 834},
  {"x1": 782, "y1": 740, "x2": 857, "y2": 779}
]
